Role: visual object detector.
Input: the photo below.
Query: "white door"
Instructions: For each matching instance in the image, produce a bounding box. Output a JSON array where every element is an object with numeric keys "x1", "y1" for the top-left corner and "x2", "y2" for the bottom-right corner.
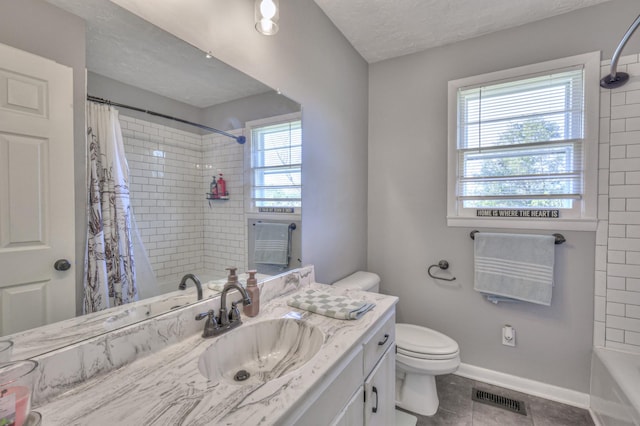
[{"x1": 0, "y1": 42, "x2": 75, "y2": 335}]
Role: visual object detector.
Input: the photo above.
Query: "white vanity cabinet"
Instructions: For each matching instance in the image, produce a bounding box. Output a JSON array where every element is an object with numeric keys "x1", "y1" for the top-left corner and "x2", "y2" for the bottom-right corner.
[
  {"x1": 326, "y1": 310, "x2": 396, "y2": 426},
  {"x1": 288, "y1": 309, "x2": 396, "y2": 425},
  {"x1": 332, "y1": 346, "x2": 394, "y2": 426},
  {"x1": 364, "y1": 345, "x2": 395, "y2": 425},
  {"x1": 333, "y1": 386, "x2": 365, "y2": 426},
  {"x1": 362, "y1": 310, "x2": 395, "y2": 426}
]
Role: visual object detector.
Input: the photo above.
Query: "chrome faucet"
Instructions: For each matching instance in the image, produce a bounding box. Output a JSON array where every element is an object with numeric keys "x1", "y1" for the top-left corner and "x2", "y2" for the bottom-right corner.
[
  {"x1": 196, "y1": 282, "x2": 251, "y2": 338},
  {"x1": 195, "y1": 267, "x2": 252, "y2": 337},
  {"x1": 178, "y1": 273, "x2": 203, "y2": 301},
  {"x1": 195, "y1": 310, "x2": 218, "y2": 338},
  {"x1": 218, "y1": 282, "x2": 252, "y2": 328}
]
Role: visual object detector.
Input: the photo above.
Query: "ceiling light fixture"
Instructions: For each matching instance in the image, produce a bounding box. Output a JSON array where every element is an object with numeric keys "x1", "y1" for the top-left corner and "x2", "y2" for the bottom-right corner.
[{"x1": 255, "y1": 0, "x2": 279, "y2": 36}]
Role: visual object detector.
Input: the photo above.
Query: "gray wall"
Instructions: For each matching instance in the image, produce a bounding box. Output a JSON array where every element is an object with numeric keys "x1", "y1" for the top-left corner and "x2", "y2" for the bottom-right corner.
[
  {"x1": 0, "y1": 0, "x2": 86, "y2": 315},
  {"x1": 88, "y1": 72, "x2": 300, "y2": 133},
  {"x1": 368, "y1": 0, "x2": 640, "y2": 393},
  {"x1": 203, "y1": 91, "x2": 301, "y2": 131},
  {"x1": 111, "y1": 0, "x2": 370, "y2": 285},
  {"x1": 88, "y1": 72, "x2": 205, "y2": 134}
]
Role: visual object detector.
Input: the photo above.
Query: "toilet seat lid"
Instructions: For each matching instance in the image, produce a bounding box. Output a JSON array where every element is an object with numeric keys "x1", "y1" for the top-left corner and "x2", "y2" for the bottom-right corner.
[{"x1": 396, "y1": 323, "x2": 459, "y2": 356}]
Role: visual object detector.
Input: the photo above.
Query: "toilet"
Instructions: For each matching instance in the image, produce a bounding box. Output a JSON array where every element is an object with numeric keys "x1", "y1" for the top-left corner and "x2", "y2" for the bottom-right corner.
[{"x1": 332, "y1": 271, "x2": 460, "y2": 417}]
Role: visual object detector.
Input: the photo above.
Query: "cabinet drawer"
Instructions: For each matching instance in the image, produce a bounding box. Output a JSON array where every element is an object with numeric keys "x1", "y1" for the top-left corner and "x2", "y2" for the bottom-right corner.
[{"x1": 363, "y1": 312, "x2": 395, "y2": 375}]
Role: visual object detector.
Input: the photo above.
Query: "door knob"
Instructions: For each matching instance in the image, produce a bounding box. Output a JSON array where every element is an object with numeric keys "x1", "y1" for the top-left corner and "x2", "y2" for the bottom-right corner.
[{"x1": 54, "y1": 259, "x2": 71, "y2": 271}]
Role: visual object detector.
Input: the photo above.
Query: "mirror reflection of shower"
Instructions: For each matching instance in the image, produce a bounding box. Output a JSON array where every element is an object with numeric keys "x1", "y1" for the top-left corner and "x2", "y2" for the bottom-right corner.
[
  {"x1": 0, "y1": 0, "x2": 303, "y2": 343},
  {"x1": 84, "y1": 87, "x2": 302, "y2": 310}
]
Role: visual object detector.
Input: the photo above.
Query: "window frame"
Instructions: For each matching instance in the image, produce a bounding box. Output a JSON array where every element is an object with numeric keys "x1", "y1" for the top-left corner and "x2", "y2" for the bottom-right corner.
[
  {"x1": 446, "y1": 51, "x2": 601, "y2": 231},
  {"x1": 245, "y1": 112, "x2": 302, "y2": 216}
]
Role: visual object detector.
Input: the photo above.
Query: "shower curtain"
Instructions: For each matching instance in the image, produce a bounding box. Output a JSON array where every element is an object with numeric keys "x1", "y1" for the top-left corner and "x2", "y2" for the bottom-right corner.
[{"x1": 83, "y1": 102, "x2": 137, "y2": 313}]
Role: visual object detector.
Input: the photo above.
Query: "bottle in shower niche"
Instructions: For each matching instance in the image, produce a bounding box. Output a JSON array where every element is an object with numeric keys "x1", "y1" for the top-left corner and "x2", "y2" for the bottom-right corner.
[
  {"x1": 243, "y1": 270, "x2": 260, "y2": 317},
  {"x1": 209, "y1": 175, "x2": 218, "y2": 198},
  {"x1": 217, "y1": 172, "x2": 227, "y2": 198}
]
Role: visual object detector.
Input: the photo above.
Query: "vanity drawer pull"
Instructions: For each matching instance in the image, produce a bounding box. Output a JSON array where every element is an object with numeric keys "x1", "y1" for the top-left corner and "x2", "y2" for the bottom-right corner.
[
  {"x1": 372, "y1": 386, "x2": 379, "y2": 413},
  {"x1": 378, "y1": 333, "x2": 389, "y2": 346}
]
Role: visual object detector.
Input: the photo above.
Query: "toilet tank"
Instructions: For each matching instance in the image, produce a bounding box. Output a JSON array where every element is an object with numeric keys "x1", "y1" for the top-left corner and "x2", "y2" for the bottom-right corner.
[{"x1": 332, "y1": 271, "x2": 380, "y2": 293}]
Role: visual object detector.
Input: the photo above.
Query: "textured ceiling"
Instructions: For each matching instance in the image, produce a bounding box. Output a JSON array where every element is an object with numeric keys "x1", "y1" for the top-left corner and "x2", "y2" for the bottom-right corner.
[
  {"x1": 48, "y1": 0, "x2": 271, "y2": 108},
  {"x1": 314, "y1": 0, "x2": 612, "y2": 63}
]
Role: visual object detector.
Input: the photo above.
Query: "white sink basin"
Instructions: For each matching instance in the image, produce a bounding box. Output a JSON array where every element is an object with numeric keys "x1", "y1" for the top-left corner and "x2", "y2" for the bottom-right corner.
[{"x1": 198, "y1": 318, "x2": 324, "y2": 385}]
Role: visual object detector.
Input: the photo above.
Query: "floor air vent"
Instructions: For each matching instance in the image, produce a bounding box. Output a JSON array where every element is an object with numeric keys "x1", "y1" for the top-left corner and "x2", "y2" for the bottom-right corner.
[{"x1": 472, "y1": 388, "x2": 527, "y2": 416}]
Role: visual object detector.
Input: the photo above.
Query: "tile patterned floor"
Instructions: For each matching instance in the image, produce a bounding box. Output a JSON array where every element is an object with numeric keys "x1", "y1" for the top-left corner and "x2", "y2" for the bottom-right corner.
[{"x1": 397, "y1": 374, "x2": 595, "y2": 426}]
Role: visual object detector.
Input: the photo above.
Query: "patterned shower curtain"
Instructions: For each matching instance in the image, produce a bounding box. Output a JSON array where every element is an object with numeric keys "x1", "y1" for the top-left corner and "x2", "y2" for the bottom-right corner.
[{"x1": 83, "y1": 102, "x2": 137, "y2": 313}]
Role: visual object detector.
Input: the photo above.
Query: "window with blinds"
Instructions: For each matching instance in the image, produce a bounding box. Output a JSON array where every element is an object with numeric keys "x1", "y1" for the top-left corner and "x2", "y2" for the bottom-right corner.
[
  {"x1": 447, "y1": 52, "x2": 600, "y2": 229},
  {"x1": 457, "y1": 68, "x2": 584, "y2": 208},
  {"x1": 250, "y1": 119, "x2": 302, "y2": 209}
]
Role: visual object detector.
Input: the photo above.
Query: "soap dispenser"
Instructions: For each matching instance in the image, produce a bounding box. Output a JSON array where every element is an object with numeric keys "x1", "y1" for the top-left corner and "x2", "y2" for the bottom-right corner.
[
  {"x1": 243, "y1": 270, "x2": 260, "y2": 317},
  {"x1": 226, "y1": 267, "x2": 238, "y2": 285}
]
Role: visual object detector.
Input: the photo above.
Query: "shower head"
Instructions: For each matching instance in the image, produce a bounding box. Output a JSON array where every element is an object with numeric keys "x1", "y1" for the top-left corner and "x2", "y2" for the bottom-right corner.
[
  {"x1": 601, "y1": 14, "x2": 640, "y2": 90},
  {"x1": 600, "y1": 72, "x2": 630, "y2": 89}
]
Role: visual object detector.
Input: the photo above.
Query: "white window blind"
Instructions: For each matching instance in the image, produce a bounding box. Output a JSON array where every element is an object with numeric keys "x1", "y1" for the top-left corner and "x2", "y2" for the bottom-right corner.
[
  {"x1": 457, "y1": 67, "x2": 585, "y2": 209},
  {"x1": 251, "y1": 120, "x2": 302, "y2": 208}
]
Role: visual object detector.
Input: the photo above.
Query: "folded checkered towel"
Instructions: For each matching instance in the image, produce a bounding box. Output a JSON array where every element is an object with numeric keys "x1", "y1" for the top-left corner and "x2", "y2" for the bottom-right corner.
[{"x1": 287, "y1": 289, "x2": 375, "y2": 320}]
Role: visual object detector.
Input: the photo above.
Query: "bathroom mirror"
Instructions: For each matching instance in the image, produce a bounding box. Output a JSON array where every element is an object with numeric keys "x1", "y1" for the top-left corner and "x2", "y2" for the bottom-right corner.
[{"x1": 0, "y1": 0, "x2": 302, "y2": 359}]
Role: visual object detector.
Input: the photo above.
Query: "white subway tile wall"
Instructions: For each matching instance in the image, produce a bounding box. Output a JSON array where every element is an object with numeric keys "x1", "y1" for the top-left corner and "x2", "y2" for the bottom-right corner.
[
  {"x1": 120, "y1": 115, "x2": 246, "y2": 288},
  {"x1": 598, "y1": 54, "x2": 640, "y2": 352},
  {"x1": 202, "y1": 132, "x2": 246, "y2": 278}
]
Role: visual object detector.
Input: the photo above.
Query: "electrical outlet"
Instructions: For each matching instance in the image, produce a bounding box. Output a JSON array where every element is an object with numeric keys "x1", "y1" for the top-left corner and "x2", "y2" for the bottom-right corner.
[{"x1": 502, "y1": 324, "x2": 516, "y2": 347}]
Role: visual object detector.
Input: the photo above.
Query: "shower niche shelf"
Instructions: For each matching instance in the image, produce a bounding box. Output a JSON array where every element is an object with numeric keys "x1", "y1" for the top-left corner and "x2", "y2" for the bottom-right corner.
[{"x1": 206, "y1": 194, "x2": 230, "y2": 201}]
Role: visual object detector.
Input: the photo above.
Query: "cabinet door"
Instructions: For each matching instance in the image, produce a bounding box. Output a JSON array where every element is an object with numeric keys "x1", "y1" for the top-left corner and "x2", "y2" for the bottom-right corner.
[
  {"x1": 331, "y1": 386, "x2": 364, "y2": 426},
  {"x1": 364, "y1": 346, "x2": 395, "y2": 426}
]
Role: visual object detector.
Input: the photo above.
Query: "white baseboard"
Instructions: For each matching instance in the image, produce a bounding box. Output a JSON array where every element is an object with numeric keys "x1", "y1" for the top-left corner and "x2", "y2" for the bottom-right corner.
[{"x1": 455, "y1": 363, "x2": 590, "y2": 409}]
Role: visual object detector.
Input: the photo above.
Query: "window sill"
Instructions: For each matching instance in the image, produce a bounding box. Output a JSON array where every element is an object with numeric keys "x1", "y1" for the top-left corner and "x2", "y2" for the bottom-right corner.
[
  {"x1": 246, "y1": 212, "x2": 301, "y2": 222},
  {"x1": 446, "y1": 216, "x2": 597, "y2": 232}
]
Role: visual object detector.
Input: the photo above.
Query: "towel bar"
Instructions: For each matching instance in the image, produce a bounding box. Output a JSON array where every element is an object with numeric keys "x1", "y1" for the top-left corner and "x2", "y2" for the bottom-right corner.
[
  {"x1": 469, "y1": 230, "x2": 565, "y2": 245},
  {"x1": 253, "y1": 222, "x2": 296, "y2": 230}
]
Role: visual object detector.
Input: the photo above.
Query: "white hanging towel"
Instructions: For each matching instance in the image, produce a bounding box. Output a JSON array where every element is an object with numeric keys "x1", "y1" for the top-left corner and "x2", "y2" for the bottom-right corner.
[
  {"x1": 254, "y1": 222, "x2": 290, "y2": 266},
  {"x1": 474, "y1": 232, "x2": 555, "y2": 306}
]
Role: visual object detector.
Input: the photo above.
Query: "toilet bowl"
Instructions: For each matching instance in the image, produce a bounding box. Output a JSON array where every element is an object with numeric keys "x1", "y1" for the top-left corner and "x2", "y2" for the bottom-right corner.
[{"x1": 332, "y1": 271, "x2": 460, "y2": 417}]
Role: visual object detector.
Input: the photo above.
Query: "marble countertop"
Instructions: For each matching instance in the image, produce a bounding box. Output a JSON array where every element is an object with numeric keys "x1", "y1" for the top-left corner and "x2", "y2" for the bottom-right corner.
[
  {"x1": 7, "y1": 286, "x2": 215, "y2": 361},
  {"x1": 36, "y1": 283, "x2": 398, "y2": 425},
  {"x1": 7, "y1": 272, "x2": 270, "y2": 361}
]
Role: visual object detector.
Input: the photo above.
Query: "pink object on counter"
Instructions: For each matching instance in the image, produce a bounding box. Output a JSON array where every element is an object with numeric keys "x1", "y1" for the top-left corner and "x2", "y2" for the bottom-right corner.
[{"x1": 0, "y1": 385, "x2": 30, "y2": 426}]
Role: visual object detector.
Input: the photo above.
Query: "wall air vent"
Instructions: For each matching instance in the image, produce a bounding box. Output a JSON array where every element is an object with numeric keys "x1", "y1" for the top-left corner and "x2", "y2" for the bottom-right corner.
[{"x1": 472, "y1": 388, "x2": 527, "y2": 416}]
